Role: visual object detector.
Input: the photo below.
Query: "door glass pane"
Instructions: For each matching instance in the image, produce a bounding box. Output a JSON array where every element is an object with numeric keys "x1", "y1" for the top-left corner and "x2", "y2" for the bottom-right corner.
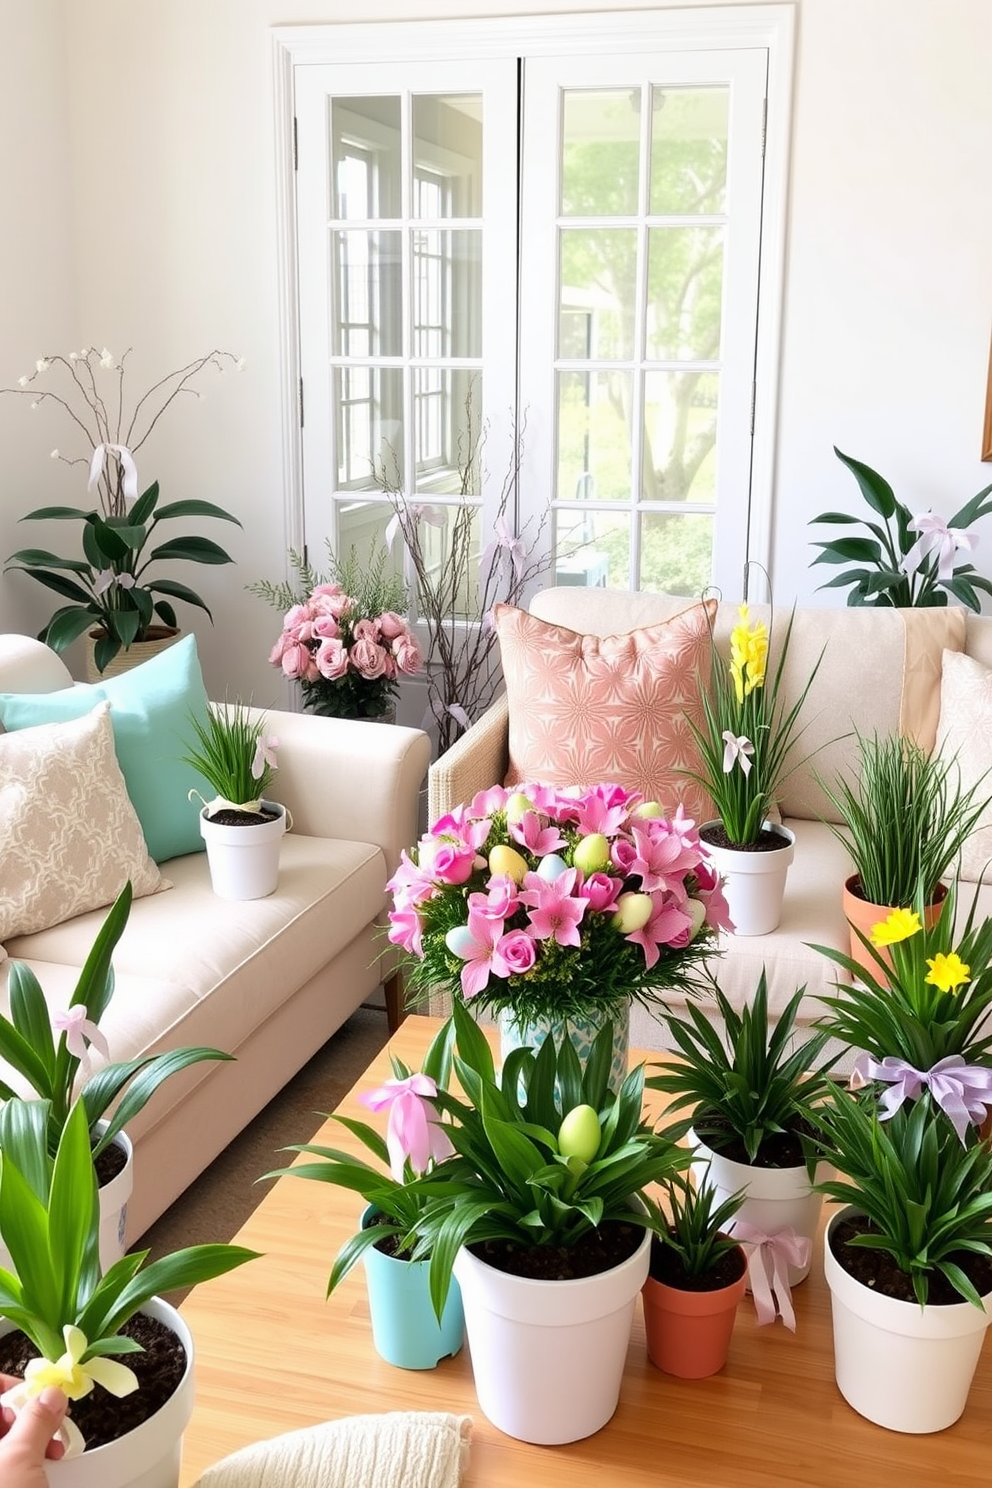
[
  {"x1": 414, "y1": 369, "x2": 482, "y2": 494},
  {"x1": 412, "y1": 503, "x2": 483, "y2": 617},
  {"x1": 557, "y1": 369, "x2": 633, "y2": 502},
  {"x1": 642, "y1": 370, "x2": 719, "y2": 502},
  {"x1": 560, "y1": 89, "x2": 640, "y2": 218},
  {"x1": 646, "y1": 227, "x2": 724, "y2": 361},
  {"x1": 331, "y1": 231, "x2": 402, "y2": 357},
  {"x1": 559, "y1": 228, "x2": 637, "y2": 360},
  {"x1": 640, "y1": 510, "x2": 714, "y2": 595},
  {"x1": 335, "y1": 366, "x2": 404, "y2": 489},
  {"x1": 331, "y1": 97, "x2": 402, "y2": 218},
  {"x1": 337, "y1": 499, "x2": 403, "y2": 576},
  {"x1": 412, "y1": 95, "x2": 484, "y2": 215},
  {"x1": 413, "y1": 229, "x2": 482, "y2": 359},
  {"x1": 650, "y1": 86, "x2": 729, "y2": 216},
  {"x1": 555, "y1": 509, "x2": 630, "y2": 588}
]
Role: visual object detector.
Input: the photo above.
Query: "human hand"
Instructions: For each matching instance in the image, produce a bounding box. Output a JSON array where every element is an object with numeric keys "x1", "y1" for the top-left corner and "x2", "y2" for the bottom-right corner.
[{"x1": 0, "y1": 1378, "x2": 68, "y2": 1488}]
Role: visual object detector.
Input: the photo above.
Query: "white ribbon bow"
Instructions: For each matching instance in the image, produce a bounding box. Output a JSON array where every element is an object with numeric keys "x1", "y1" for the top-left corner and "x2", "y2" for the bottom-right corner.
[
  {"x1": 721, "y1": 730, "x2": 754, "y2": 776},
  {"x1": 901, "y1": 513, "x2": 977, "y2": 581},
  {"x1": 385, "y1": 503, "x2": 446, "y2": 552},
  {"x1": 87, "y1": 443, "x2": 139, "y2": 502},
  {"x1": 733, "y1": 1221, "x2": 811, "y2": 1331}
]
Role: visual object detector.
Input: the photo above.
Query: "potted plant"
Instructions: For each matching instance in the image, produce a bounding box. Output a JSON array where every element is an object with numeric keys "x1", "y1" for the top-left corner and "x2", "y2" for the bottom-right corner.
[
  {"x1": 0, "y1": 1096, "x2": 257, "y2": 1482},
  {"x1": 685, "y1": 598, "x2": 825, "y2": 934},
  {"x1": 640, "y1": 1175, "x2": 747, "y2": 1378},
  {"x1": 248, "y1": 543, "x2": 423, "y2": 722},
  {"x1": 181, "y1": 701, "x2": 286, "y2": 900},
  {"x1": 2, "y1": 345, "x2": 245, "y2": 677},
  {"x1": 0, "y1": 882, "x2": 231, "y2": 1270},
  {"x1": 646, "y1": 973, "x2": 833, "y2": 1324},
  {"x1": 809, "y1": 446, "x2": 992, "y2": 611},
  {"x1": 814, "y1": 1085, "x2": 992, "y2": 1433},
  {"x1": 816, "y1": 728, "x2": 990, "y2": 982},
  {"x1": 404, "y1": 999, "x2": 687, "y2": 1445},
  {"x1": 261, "y1": 1020, "x2": 465, "y2": 1370},
  {"x1": 387, "y1": 781, "x2": 730, "y2": 1091}
]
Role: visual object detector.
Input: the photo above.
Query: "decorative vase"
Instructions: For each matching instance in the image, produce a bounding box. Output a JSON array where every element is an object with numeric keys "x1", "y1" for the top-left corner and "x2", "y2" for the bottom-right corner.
[
  {"x1": 841, "y1": 875, "x2": 948, "y2": 987},
  {"x1": 1, "y1": 1297, "x2": 194, "y2": 1488},
  {"x1": 498, "y1": 1003, "x2": 630, "y2": 1094},
  {"x1": 199, "y1": 801, "x2": 288, "y2": 900},
  {"x1": 640, "y1": 1241, "x2": 747, "y2": 1378},
  {"x1": 452, "y1": 1224, "x2": 650, "y2": 1444},
  {"x1": 84, "y1": 626, "x2": 181, "y2": 683},
  {"x1": 699, "y1": 820, "x2": 795, "y2": 936},
  {"x1": 360, "y1": 1207, "x2": 465, "y2": 1370},
  {"x1": 824, "y1": 1205, "x2": 992, "y2": 1433}
]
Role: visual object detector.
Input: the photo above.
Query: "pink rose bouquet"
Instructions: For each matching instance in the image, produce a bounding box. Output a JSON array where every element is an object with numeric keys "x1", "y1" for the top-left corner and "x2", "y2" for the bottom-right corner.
[{"x1": 388, "y1": 782, "x2": 732, "y2": 1023}]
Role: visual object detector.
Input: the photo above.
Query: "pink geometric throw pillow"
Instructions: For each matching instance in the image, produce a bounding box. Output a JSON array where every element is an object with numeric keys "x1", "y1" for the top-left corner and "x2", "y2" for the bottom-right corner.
[{"x1": 495, "y1": 599, "x2": 717, "y2": 824}]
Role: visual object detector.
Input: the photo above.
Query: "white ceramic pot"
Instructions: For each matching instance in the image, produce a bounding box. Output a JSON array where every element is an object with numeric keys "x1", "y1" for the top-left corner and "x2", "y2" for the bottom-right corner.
[
  {"x1": 824, "y1": 1205, "x2": 992, "y2": 1433},
  {"x1": 4, "y1": 1297, "x2": 194, "y2": 1488},
  {"x1": 199, "y1": 801, "x2": 287, "y2": 900},
  {"x1": 0, "y1": 1128, "x2": 132, "y2": 1279},
  {"x1": 691, "y1": 1132, "x2": 827, "y2": 1287},
  {"x1": 452, "y1": 1225, "x2": 650, "y2": 1444},
  {"x1": 699, "y1": 820, "x2": 795, "y2": 935}
]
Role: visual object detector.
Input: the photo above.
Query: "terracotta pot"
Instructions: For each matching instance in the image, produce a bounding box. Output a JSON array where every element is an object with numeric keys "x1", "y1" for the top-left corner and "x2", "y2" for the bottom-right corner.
[
  {"x1": 842, "y1": 876, "x2": 947, "y2": 986},
  {"x1": 85, "y1": 625, "x2": 181, "y2": 682},
  {"x1": 641, "y1": 1244, "x2": 747, "y2": 1378}
]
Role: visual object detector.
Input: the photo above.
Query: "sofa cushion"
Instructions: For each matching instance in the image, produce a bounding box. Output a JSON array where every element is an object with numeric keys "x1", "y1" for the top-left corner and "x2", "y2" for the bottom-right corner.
[
  {"x1": 494, "y1": 599, "x2": 717, "y2": 822},
  {"x1": 0, "y1": 634, "x2": 213, "y2": 863},
  {"x1": 935, "y1": 648, "x2": 992, "y2": 882},
  {"x1": 0, "y1": 704, "x2": 163, "y2": 942}
]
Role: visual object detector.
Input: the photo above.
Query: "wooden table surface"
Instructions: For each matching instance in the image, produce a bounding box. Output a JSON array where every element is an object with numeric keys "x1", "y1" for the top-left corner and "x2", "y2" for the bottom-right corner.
[{"x1": 177, "y1": 1015, "x2": 992, "y2": 1488}]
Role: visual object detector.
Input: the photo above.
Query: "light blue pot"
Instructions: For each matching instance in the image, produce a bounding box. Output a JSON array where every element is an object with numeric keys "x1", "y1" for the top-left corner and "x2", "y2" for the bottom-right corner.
[{"x1": 360, "y1": 1207, "x2": 465, "y2": 1370}]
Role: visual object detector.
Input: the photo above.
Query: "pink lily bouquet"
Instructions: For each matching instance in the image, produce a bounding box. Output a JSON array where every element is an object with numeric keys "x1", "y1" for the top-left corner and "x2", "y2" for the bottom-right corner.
[{"x1": 388, "y1": 782, "x2": 731, "y2": 1024}]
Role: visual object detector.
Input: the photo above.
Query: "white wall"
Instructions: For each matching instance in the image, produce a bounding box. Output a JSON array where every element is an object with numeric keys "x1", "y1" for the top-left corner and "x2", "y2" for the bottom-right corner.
[{"x1": 1, "y1": 0, "x2": 990, "y2": 699}]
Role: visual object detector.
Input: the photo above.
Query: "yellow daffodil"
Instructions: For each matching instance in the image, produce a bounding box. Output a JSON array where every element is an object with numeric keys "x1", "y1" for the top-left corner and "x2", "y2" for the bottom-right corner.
[
  {"x1": 729, "y1": 604, "x2": 768, "y2": 703},
  {"x1": 19, "y1": 1325, "x2": 138, "y2": 1403},
  {"x1": 869, "y1": 907, "x2": 922, "y2": 947},
  {"x1": 925, "y1": 951, "x2": 971, "y2": 993}
]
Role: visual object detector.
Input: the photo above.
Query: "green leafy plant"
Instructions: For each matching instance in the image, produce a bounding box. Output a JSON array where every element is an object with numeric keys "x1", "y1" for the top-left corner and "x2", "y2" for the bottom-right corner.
[
  {"x1": 813, "y1": 879, "x2": 992, "y2": 1071},
  {"x1": 181, "y1": 700, "x2": 279, "y2": 814},
  {"x1": 407, "y1": 999, "x2": 688, "y2": 1318},
  {"x1": 0, "y1": 882, "x2": 231, "y2": 1160},
  {"x1": 813, "y1": 1085, "x2": 992, "y2": 1307},
  {"x1": 0, "y1": 1097, "x2": 256, "y2": 1435},
  {"x1": 817, "y1": 728, "x2": 990, "y2": 908},
  {"x1": 3, "y1": 345, "x2": 244, "y2": 674},
  {"x1": 646, "y1": 973, "x2": 832, "y2": 1164},
  {"x1": 647, "y1": 1174, "x2": 745, "y2": 1282},
  {"x1": 261, "y1": 1020, "x2": 455, "y2": 1293},
  {"x1": 686, "y1": 599, "x2": 825, "y2": 846},
  {"x1": 809, "y1": 447, "x2": 992, "y2": 611}
]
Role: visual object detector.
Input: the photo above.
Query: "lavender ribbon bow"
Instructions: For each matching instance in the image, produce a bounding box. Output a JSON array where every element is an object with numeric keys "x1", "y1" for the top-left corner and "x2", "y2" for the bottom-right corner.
[
  {"x1": 851, "y1": 1053, "x2": 992, "y2": 1144},
  {"x1": 733, "y1": 1222, "x2": 810, "y2": 1331}
]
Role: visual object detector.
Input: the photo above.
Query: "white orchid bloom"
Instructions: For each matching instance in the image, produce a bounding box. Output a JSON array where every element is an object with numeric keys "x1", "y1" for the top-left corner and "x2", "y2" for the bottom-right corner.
[
  {"x1": 901, "y1": 512, "x2": 977, "y2": 582},
  {"x1": 99, "y1": 347, "x2": 115, "y2": 368},
  {"x1": 35, "y1": 358, "x2": 50, "y2": 373}
]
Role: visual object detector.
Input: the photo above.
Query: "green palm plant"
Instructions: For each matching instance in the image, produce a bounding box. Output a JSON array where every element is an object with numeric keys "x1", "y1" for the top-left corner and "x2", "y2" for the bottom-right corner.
[
  {"x1": 647, "y1": 1174, "x2": 745, "y2": 1282},
  {"x1": 180, "y1": 700, "x2": 279, "y2": 812}
]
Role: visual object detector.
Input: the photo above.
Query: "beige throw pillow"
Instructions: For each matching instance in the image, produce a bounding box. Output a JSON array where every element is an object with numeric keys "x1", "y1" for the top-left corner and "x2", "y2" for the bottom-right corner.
[
  {"x1": 0, "y1": 703, "x2": 164, "y2": 941},
  {"x1": 935, "y1": 649, "x2": 992, "y2": 883}
]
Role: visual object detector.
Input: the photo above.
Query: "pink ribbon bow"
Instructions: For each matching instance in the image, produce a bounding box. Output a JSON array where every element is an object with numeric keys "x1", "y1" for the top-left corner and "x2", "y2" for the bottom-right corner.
[
  {"x1": 901, "y1": 513, "x2": 977, "y2": 581},
  {"x1": 733, "y1": 1221, "x2": 810, "y2": 1331},
  {"x1": 851, "y1": 1053, "x2": 992, "y2": 1144},
  {"x1": 359, "y1": 1073, "x2": 453, "y2": 1181},
  {"x1": 51, "y1": 1006, "x2": 110, "y2": 1064},
  {"x1": 480, "y1": 515, "x2": 526, "y2": 580}
]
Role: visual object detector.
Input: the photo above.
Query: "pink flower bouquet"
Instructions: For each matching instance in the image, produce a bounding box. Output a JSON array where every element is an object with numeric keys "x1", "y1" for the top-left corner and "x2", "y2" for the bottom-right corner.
[
  {"x1": 268, "y1": 583, "x2": 422, "y2": 720},
  {"x1": 388, "y1": 783, "x2": 731, "y2": 1023}
]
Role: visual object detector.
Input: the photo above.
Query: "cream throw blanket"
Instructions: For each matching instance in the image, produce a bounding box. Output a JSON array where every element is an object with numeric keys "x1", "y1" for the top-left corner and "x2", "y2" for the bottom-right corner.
[{"x1": 191, "y1": 1412, "x2": 472, "y2": 1488}]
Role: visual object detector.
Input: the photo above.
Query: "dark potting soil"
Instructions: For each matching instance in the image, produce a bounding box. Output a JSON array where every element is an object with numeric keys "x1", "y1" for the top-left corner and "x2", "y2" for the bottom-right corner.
[
  {"x1": 207, "y1": 807, "x2": 277, "y2": 826},
  {"x1": 830, "y1": 1214, "x2": 992, "y2": 1306},
  {"x1": 648, "y1": 1234, "x2": 747, "y2": 1292},
  {"x1": 700, "y1": 823, "x2": 788, "y2": 854},
  {"x1": 0, "y1": 1314, "x2": 186, "y2": 1452},
  {"x1": 469, "y1": 1218, "x2": 644, "y2": 1281},
  {"x1": 368, "y1": 1212, "x2": 416, "y2": 1261},
  {"x1": 694, "y1": 1110, "x2": 816, "y2": 1170},
  {"x1": 93, "y1": 1137, "x2": 128, "y2": 1189}
]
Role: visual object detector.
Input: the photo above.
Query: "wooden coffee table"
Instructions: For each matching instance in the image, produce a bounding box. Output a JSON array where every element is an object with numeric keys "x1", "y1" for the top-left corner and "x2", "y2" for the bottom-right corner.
[{"x1": 177, "y1": 1016, "x2": 991, "y2": 1487}]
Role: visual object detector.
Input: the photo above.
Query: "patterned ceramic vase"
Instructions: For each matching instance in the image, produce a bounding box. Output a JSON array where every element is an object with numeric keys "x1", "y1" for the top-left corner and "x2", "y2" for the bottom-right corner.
[{"x1": 498, "y1": 1004, "x2": 631, "y2": 1094}]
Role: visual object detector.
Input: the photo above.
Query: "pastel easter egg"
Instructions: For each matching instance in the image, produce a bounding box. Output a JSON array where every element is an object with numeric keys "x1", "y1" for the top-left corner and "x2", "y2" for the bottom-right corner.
[
  {"x1": 612, "y1": 891, "x2": 653, "y2": 934},
  {"x1": 444, "y1": 925, "x2": 478, "y2": 958},
  {"x1": 488, "y1": 843, "x2": 528, "y2": 883},
  {"x1": 504, "y1": 791, "x2": 532, "y2": 825},
  {"x1": 633, "y1": 800, "x2": 664, "y2": 819},
  {"x1": 536, "y1": 853, "x2": 569, "y2": 881},
  {"x1": 572, "y1": 833, "x2": 610, "y2": 874},
  {"x1": 558, "y1": 1103, "x2": 601, "y2": 1163}
]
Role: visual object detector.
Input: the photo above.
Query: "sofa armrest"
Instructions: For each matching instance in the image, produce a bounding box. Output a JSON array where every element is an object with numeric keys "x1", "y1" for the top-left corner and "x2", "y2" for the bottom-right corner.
[
  {"x1": 427, "y1": 692, "x2": 509, "y2": 826},
  {"x1": 243, "y1": 707, "x2": 430, "y2": 875}
]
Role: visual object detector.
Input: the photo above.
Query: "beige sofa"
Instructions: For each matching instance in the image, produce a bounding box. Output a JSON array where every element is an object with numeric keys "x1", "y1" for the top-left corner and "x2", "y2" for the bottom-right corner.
[
  {"x1": 428, "y1": 588, "x2": 992, "y2": 1054},
  {"x1": 0, "y1": 634, "x2": 431, "y2": 1241}
]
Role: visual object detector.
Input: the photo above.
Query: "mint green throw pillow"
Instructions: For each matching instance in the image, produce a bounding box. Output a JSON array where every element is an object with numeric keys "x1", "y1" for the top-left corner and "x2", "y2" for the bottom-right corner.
[{"x1": 0, "y1": 635, "x2": 212, "y2": 862}]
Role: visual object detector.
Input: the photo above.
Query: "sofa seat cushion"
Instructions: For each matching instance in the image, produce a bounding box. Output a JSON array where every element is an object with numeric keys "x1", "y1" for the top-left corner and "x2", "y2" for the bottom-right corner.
[{"x1": 2, "y1": 832, "x2": 387, "y2": 1105}]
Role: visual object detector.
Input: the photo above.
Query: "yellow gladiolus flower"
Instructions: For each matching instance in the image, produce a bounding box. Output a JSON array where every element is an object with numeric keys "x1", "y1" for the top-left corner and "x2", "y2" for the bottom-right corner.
[
  {"x1": 869, "y1": 907, "x2": 922, "y2": 947},
  {"x1": 20, "y1": 1325, "x2": 138, "y2": 1403},
  {"x1": 925, "y1": 951, "x2": 971, "y2": 993},
  {"x1": 729, "y1": 605, "x2": 768, "y2": 703}
]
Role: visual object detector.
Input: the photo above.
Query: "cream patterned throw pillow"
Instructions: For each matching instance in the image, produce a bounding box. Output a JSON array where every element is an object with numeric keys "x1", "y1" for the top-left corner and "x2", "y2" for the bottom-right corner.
[
  {"x1": 935, "y1": 649, "x2": 992, "y2": 883},
  {"x1": 0, "y1": 703, "x2": 164, "y2": 942}
]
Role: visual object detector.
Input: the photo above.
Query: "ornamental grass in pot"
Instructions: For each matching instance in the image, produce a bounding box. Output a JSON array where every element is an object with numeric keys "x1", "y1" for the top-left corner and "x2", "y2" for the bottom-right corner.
[
  {"x1": 405, "y1": 998, "x2": 688, "y2": 1445},
  {"x1": 647, "y1": 972, "x2": 834, "y2": 1325},
  {"x1": 262, "y1": 1020, "x2": 465, "y2": 1371}
]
